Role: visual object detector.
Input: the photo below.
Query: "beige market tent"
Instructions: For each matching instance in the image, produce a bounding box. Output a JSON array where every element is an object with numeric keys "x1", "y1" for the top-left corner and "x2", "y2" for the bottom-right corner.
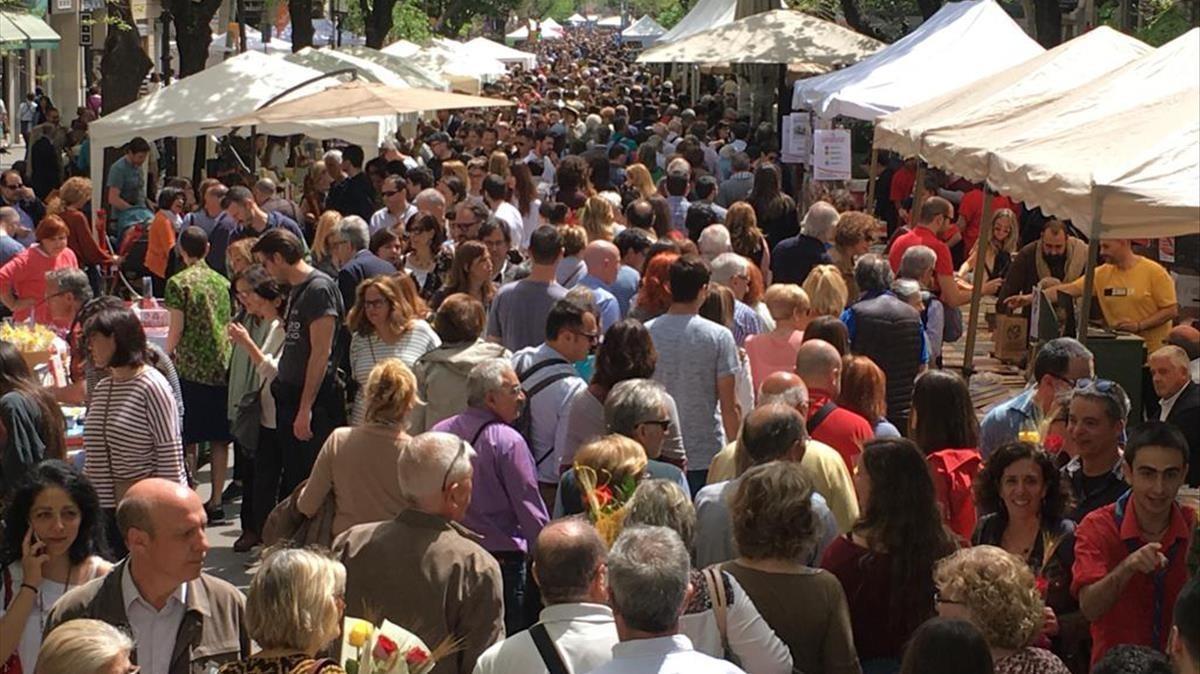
[
  {"x1": 874, "y1": 27, "x2": 1151, "y2": 164},
  {"x1": 215, "y1": 80, "x2": 514, "y2": 127},
  {"x1": 658, "y1": 0, "x2": 786, "y2": 43},
  {"x1": 637, "y1": 9, "x2": 882, "y2": 69}
]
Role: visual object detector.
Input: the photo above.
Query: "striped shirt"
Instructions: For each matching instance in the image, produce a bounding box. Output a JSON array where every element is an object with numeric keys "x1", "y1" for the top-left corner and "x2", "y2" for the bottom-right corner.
[
  {"x1": 83, "y1": 367, "x2": 186, "y2": 507},
  {"x1": 349, "y1": 321, "x2": 441, "y2": 425}
]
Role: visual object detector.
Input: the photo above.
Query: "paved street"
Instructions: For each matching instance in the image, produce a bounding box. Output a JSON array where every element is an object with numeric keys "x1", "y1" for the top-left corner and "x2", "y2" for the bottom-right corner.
[{"x1": 196, "y1": 461, "x2": 256, "y2": 590}]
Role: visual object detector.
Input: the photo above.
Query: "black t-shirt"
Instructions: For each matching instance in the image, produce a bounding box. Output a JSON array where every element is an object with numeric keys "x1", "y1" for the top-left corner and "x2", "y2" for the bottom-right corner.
[{"x1": 277, "y1": 270, "x2": 343, "y2": 387}]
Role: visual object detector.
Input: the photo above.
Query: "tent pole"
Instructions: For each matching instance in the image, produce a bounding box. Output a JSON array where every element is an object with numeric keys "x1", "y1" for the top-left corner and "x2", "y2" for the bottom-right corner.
[
  {"x1": 910, "y1": 161, "x2": 926, "y2": 224},
  {"x1": 864, "y1": 144, "x2": 879, "y2": 216},
  {"x1": 1078, "y1": 187, "x2": 1104, "y2": 345},
  {"x1": 961, "y1": 185, "x2": 994, "y2": 379}
]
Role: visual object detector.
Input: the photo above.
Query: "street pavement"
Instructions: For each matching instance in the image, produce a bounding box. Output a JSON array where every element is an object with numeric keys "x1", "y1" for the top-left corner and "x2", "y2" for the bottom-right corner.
[{"x1": 195, "y1": 463, "x2": 256, "y2": 590}]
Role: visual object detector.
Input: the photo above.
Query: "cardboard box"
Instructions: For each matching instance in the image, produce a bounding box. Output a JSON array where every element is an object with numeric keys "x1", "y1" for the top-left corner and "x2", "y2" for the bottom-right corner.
[
  {"x1": 993, "y1": 314, "x2": 1028, "y2": 362},
  {"x1": 1174, "y1": 271, "x2": 1200, "y2": 320}
]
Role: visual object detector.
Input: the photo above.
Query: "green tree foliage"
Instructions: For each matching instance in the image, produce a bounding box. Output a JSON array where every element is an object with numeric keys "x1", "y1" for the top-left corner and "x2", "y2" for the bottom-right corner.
[{"x1": 344, "y1": 0, "x2": 431, "y2": 43}]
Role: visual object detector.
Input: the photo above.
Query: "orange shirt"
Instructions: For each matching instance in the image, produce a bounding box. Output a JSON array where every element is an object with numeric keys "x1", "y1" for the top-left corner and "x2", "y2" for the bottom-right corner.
[{"x1": 146, "y1": 210, "x2": 177, "y2": 279}]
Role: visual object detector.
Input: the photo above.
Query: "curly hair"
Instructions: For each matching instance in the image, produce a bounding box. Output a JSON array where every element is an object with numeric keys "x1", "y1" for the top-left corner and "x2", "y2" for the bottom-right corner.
[
  {"x1": 973, "y1": 442, "x2": 1068, "y2": 523},
  {"x1": 731, "y1": 461, "x2": 818, "y2": 562},
  {"x1": 834, "y1": 211, "x2": 878, "y2": 252},
  {"x1": 361, "y1": 358, "x2": 419, "y2": 427},
  {"x1": 934, "y1": 546, "x2": 1045, "y2": 651},
  {"x1": 592, "y1": 319, "x2": 657, "y2": 391},
  {"x1": 580, "y1": 195, "x2": 615, "y2": 243}
]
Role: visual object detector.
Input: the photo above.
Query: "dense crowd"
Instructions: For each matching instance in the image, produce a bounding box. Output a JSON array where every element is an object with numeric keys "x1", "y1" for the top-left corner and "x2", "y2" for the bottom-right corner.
[{"x1": 0, "y1": 26, "x2": 1195, "y2": 674}]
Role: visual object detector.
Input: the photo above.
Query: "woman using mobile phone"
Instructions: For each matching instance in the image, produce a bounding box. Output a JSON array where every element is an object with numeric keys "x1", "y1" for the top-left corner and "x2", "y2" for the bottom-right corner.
[{"x1": 0, "y1": 460, "x2": 111, "y2": 671}]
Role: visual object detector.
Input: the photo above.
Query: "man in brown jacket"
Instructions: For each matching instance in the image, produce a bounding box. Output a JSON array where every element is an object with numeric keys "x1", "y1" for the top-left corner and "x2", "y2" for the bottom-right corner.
[
  {"x1": 335, "y1": 431, "x2": 504, "y2": 674},
  {"x1": 45, "y1": 479, "x2": 250, "y2": 674}
]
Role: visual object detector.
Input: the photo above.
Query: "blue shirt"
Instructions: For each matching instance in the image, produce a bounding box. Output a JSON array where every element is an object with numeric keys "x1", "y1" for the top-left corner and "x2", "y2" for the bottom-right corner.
[
  {"x1": 577, "y1": 274, "x2": 621, "y2": 332},
  {"x1": 732, "y1": 299, "x2": 762, "y2": 347},
  {"x1": 0, "y1": 233, "x2": 24, "y2": 267},
  {"x1": 611, "y1": 264, "x2": 640, "y2": 317},
  {"x1": 106, "y1": 156, "x2": 144, "y2": 212},
  {"x1": 979, "y1": 387, "x2": 1039, "y2": 460}
]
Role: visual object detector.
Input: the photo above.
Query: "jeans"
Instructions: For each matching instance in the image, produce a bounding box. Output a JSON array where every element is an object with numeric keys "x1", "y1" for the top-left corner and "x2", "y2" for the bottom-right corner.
[
  {"x1": 494, "y1": 551, "x2": 531, "y2": 635},
  {"x1": 234, "y1": 441, "x2": 256, "y2": 533},
  {"x1": 251, "y1": 426, "x2": 280, "y2": 535},
  {"x1": 271, "y1": 377, "x2": 343, "y2": 497}
]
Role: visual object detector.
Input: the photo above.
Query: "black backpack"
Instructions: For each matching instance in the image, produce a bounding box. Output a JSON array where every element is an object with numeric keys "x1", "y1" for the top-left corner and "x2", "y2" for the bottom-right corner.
[{"x1": 514, "y1": 357, "x2": 575, "y2": 468}]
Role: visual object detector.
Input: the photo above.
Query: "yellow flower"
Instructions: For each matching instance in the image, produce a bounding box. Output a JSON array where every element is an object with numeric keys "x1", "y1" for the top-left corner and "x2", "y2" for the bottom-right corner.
[{"x1": 347, "y1": 619, "x2": 373, "y2": 649}]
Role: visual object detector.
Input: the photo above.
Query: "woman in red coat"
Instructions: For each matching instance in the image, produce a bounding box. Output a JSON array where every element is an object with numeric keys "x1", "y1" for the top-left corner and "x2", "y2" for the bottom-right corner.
[{"x1": 910, "y1": 369, "x2": 984, "y2": 542}]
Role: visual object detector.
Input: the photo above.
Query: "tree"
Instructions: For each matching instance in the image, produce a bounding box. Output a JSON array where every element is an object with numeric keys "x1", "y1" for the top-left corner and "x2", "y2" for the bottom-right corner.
[
  {"x1": 101, "y1": 0, "x2": 153, "y2": 115},
  {"x1": 1031, "y1": 0, "x2": 1063, "y2": 47},
  {"x1": 290, "y1": 0, "x2": 315, "y2": 50},
  {"x1": 359, "y1": 0, "x2": 401, "y2": 47},
  {"x1": 914, "y1": 0, "x2": 941, "y2": 19},
  {"x1": 166, "y1": 0, "x2": 225, "y2": 78},
  {"x1": 424, "y1": 0, "x2": 522, "y2": 37}
]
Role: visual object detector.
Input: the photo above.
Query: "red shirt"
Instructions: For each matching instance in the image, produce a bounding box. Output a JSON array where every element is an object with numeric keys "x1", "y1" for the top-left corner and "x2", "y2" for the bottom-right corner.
[
  {"x1": 926, "y1": 448, "x2": 982, "y2": 542},
  {"x1": 888, "y1": 225, "x2": 953, "y2": 278},
  {"x1": 822, "y1": 535, "x2": 926, "y2": 661},
  {"x1": 808, "y1": 389, "x2": 873, "y2": 474},
  {"x1": 1071, "y1": 494, "x2": 1194, "y2": 664},
  {"x1": 0, "y1": 244, "x2": 79, "y2": 323},
  {"x1": 889, "y1": 165, "x2": 916, "y2": 204},
  {"x1": 958, "y1": 189, "x2": 1017, "y2": 253}
]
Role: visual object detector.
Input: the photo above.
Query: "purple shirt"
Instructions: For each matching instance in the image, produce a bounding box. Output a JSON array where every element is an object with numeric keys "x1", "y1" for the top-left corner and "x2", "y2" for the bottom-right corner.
[{"x1": 433, "y1": 407, "x2": 549, "y2": 554}]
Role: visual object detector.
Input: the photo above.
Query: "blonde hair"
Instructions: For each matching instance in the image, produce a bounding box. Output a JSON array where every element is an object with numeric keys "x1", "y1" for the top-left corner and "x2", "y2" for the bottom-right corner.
[
  {"x1": 802, "y1": 264, "x2": 849, "y2": 317},
  {"x1": 763, "y1": 283, "x2": 809, "y2": 322},
  {"x1": 575, "y1": 434, "x2": 649, "y2": 490},
  {"x1": 625, "y1": 164, "x2": 656, "y2": 200},
  {"x1": 488, "y1": 151, "x2": 510, "y2": 179},
  {"x1": 47, "y1": 177, "x2": 93, "y2": 215},
  {"x1": 246, "y1": 547, "x2": 347, "y2": 653},
  {"x1": 311, "y1": 210, "x2": 342, "y2": 260},
  {"x1": 440, "y1": 160, "x2": 468, "y2": 186},
  {"x1": 934, "y1": 546, "x2": 1045, "y2": 651},
  {"x1": 989, "y1": 208, "x2": 1019, "y2": 254},
  {"x1": 560, "y1": 224, "x2": 588, "y2": 257},
  {"x1": 362, "y1": 358, "x2": 419, "y2": 427},
  {"x1": 346, "y1": 274, "x2": 428, "y2": 336},
  {"x1": 579, "y1": 195, "x2": 615, "y2": 242},
  {"x1": 226, "y1": 237, "x2": 257, "y2": 275},
  {"x1": 38, "y1": 619, "x2": 133, "y2": 674}
]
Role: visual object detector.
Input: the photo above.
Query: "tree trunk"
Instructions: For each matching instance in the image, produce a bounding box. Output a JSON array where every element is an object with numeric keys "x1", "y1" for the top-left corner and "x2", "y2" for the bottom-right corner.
[
  {"x1": 733, "y1": 0, "x2": 776, "y2": 130},
  {"x1": 916, "y1": 0, "x2": 943, "y2": 19},
  {"x1": 1032, "y1": 0, "x2": 1063, "y2": 47},
  {"x1": 839, "y1": 0, "x2": 886, "y2": 41},
  {"x1": 168, "y1": 0, "x2": 224, "y2": 78},
  {"x1": 289, "y1": 0, "x2": 315, "y2": 50},
  {"x1": 360, "y1": 0, "x2": 399, "y2": 48},
  {"x1": 101, "y1": 0, "x2": 153, "y2": 115}
]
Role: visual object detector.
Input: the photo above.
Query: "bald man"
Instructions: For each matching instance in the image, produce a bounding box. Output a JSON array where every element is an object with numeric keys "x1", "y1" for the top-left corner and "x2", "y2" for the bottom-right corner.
[
  {"x1": 1167, "y1": 323, "x2": 1200, "y2": 383},
  {"x1": 475, "y1": 519, "x2": 619, "y2": 674},
  {"x1": 795, "y1": 340, "x2": 874, "y2": 473},
  {"x1": 706, "y1": 371, "x2": 860, "y2": 533},
  {"x1": 46, "y1": 479, "x2": 250, "y2": 674},
  {"x1": 1149, "y1": 345, "x2": 1200, "y2": 485},
  {"x1": 578, "y1": 240, "x2": 622, "y2": 328}
]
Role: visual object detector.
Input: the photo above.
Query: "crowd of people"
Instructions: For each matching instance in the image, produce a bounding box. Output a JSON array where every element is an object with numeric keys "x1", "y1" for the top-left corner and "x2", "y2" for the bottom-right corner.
[{"x1": 0, "y1": 25, "x2": 1195, "y2": 674}]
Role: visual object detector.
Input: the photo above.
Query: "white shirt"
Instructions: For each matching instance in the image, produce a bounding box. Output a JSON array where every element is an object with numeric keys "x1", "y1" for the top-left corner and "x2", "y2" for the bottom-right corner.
[
  {"x1": 122, "y1": 563, "x2": 188, "y2": 674},
  {"x1": 491, "y1": 200, "x2": 525, "y2": 247},
  {"x1": 473, "y1": 603, "x2": 618, "y2": 674},
  {"x1": 1191, "y1": 358, "x2": 1199, "y2": 383},
  {"x1": 369, "y1": 204, "x2": 417, "y2": 233},
  {"x1": 588, "y1": 635, "x2": 747, "y2": 674},
  {"x1": 1159, "y1": 382, "x2": 1188, "y2": 422},
  {"x1": 678, "y1": 572, "x2": 793, "y2": 674}
]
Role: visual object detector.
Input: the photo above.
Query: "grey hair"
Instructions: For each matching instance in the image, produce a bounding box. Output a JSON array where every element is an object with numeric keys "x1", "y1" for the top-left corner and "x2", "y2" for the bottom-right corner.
[
  {"x1": 253, "y1": 178, "x2": 277, "y2": 196},
  {"x1": 800, "y1": 201, "x2": 839, "y2": 242},
  {"x1": 336, "y1": 215, "x2": 370, "y2": 251},
  {"x1": 1071, "y1": 379, "x2": 1130, "y2": 423},
  {"x1": 0, "y1": 206, "x2": 18, "y2": 227},
  {"x1": 397, "y1": 431, "x2": 475, "y2": 502},
  {"x1": 322, "y1": 149, "x2": 343, "y2": 164},
  {"x1": 698, "y1": 225, "x2": 732, "y2": 260},
  {"x1": 46, "y1": 268, "x2": 93, "y2": 303},
  {"x1": 605, "y1": 379, "x2": 667, "y2": 437},
  {"x1": 466, "y1": 358, "x2": 515, "y2": 408},
  {"x1": 625, "y1": 480, "x2": 697, "y2": 552},
  {"x1": 37, "y1": 619, "x2": 133, "y2": 674},
  {"x1": 245, "y1": 548, "x2": 346, "y2": 652},
  {"x1": 709, "y1": 252, "x2": 748, "y2": 286},
  {"x1": 758, "y1": 384, "x2": 808, "y2": 410},
  {"x1": 415, "y1": 188, "x2": 446, "y2": 209},
  {"x1": 854, "y1": 253, "x2": 894, "y2": 293},
  {"x1": 1035, "y1": 337, "x2": 1094, "y2": 381},
  {"x1": 1149, "y1": 345, "x2": 1190, "y2": 370},
  {"x1": 898, "y1": 244, "x2": 937, "y2": 281},
  {"x1": 607, "y1": 525, "x2": 691, "y2": 633},
  {"x1": 891, "y1": 278, "x2": 923, "y2": 302}
]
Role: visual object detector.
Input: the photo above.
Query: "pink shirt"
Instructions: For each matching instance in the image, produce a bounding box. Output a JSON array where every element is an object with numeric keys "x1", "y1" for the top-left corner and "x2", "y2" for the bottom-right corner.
[
  {"x1": 0, "y1": 244, "x2": 78, "y2": 323},
  {"x1": 744, "y1": 329, "x2": 804, "y2": 393}
]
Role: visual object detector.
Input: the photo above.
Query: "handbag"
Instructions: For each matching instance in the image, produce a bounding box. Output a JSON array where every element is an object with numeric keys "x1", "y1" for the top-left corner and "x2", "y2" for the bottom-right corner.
[
  {"x1": 262, "y1": 479, "x2": 336, "y2": 548},
  {"x1": 703, "y1": 565, "x2": 740, "y2": 665},
  {"x1": 231, "y1": 389, "x2": 262, "y2": 452}
]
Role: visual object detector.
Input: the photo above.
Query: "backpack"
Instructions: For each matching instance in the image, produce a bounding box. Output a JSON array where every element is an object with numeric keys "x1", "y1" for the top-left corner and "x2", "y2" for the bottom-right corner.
[
  {"x1": 921, "y1": 293, "x2": 964, "y2": 343},
  {"x1": 514, "y1": 357, "x2": 575, "y2": 468}
]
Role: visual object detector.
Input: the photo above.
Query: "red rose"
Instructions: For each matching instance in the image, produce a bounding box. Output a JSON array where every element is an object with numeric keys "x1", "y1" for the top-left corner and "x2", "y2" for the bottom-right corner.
[
  {"x1": 1044, "y1": 434, "x2": 1064, "y2": 453},
  {"x1": 594, "y1": 485, "x2": 613, "y2": 508},
  {"x1": 373, "y1": 635, "x2": 398, "y2": 661},
  {"x1": 1035, "y1": 575, "x2": 1049, "y2": 597},
  {"x1": 405, "y1": 646, "x2": 430, "y2": 665}
]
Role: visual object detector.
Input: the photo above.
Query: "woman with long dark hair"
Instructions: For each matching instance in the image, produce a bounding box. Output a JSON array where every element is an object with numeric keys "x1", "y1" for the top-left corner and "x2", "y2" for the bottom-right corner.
[
  {"x1": 0, "y1": 461, "x2": 110, "y2": 671},
  {"x1": 0, "y1": 342, "x2": 66, "y2": 495},
  {"x1": 910, "y1": 369, "x2": 983, "y2": 541},
  {"x1": 401, "y1": 213, "x2": 450, "y2": 302},
  {"x1": 748, "y1": 163, "x2": 798, "y2": 250},
  {"x1": 821, "y1": 438, "x2": 958, "y2": 674},
  {"x1": 431, "y1": 240, "x2": 495, "y2": 311},
  {"x1": 510, "y1": 161, "x2": 541, "y2": 251}
]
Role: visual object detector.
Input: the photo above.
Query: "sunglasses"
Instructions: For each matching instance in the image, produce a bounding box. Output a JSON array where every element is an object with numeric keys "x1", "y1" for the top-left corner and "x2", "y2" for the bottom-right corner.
[
  {"x1": 1075, "y1": 378, "x2": 1116, "y2": 392},
  {"x1": 2, "y1": 182, "x2": 22, "y2": 189},
  {"x1": 638, "y1": 418, "x2": 671, "y2": 430}
]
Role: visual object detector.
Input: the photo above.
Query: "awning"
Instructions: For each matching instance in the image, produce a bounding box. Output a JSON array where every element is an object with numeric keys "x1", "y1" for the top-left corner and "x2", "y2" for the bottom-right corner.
[{"x1": 0, "y1": 11, "x2": 60, "y2": 50}]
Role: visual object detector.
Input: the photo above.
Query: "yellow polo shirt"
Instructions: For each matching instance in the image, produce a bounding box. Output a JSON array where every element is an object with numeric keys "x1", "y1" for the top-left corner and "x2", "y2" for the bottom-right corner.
[{"x1": 1065, "y1": 255, "x2": 1176, "y2": 352}]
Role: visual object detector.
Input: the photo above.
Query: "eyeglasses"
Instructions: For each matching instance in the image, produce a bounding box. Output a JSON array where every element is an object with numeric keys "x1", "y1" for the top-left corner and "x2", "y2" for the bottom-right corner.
[
  {"x1": 441, "y1": 439, "x2": 469, "y2": 492},
  {"x1": 933, "y1": 590, "x2": 962, "y2": 606},
  {"x1": 2, "y1": 182, "x2": 21, "y2": 189},
  {"x1": 638, "y1": 418, "x2": 671, "y2": 430},
  {"x1": 454, "y1": 220, "x2": 479, "y2": 230},
  {"x1": 571, "y1": 329, "x2": 600, "y2": 344},
  {"x1": 362, "y1": 298, "x2": 389, "y2": 309}
]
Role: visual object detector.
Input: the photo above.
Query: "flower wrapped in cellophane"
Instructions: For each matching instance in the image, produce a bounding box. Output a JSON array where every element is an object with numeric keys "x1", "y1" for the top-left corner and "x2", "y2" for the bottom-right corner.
[
  {"x1": 340, "y1": 617, "x2": 459, "y2": 674},
  {"x1": 575, "y1": 463, "x2": 638, "y2": 547}
]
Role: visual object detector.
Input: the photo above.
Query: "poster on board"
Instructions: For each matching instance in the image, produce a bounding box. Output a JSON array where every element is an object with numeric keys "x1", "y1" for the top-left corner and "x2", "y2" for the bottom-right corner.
[
  {"x1": 813, "y1": 129, "x2": 851, "y2": 181},
  {"x1": 781, "y1": 112, "x2": 810, "y2": 165}
]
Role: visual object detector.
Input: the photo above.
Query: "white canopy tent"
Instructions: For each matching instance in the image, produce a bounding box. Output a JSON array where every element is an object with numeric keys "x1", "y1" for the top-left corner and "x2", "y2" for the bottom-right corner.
[
  {"x1": 382, "y1": 41, "x2": 508, "y2": 92},
  {"x1": 596, "y1": 15, "x2": 623, "y2": 28},
  {"x1": 88, "y1": 51, "x2": 392, "y2": 207},
  {"x1": 637, "y1": 9, "x2": 881, "y2": 69},
  {"x1": 566, "y1": 13, "x2": 587, "y2": 25},
  {"x1": 658, "y1": 0, "x2": 785, "y2": 44},
  {"x1": 462, "y1": 36, "x2": 536, "y2": 68},
  {"x1": 206, "y1": 27, "x2": 292, "y2": 64},
  {"x1": 381, "y1": 39, "x2": 421, "y2": 57},
  {"x1": 542, "y1": 17, "x2": 564, "y2": 31},
  {"x1": 621, "y1": 15, "x2": 667, "y2": 45},
  {"x1": 874, "y1": 27, "x2": 1150, "y2": 163},
  {"x1": 792, "y1": 0, "x2": 1043, "y2": 120},
  {"x1": 506, "y1": 20, "x2": 564, "y2": 42},
  {"x1": 285, "y1": 47, "x2": 447, "y2": 90}
]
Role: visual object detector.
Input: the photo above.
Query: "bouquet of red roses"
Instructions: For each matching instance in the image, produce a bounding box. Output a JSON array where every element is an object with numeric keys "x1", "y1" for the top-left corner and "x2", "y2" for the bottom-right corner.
[{"x1": 341, "y1": 618, "x2": 458, "y2": 674}]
